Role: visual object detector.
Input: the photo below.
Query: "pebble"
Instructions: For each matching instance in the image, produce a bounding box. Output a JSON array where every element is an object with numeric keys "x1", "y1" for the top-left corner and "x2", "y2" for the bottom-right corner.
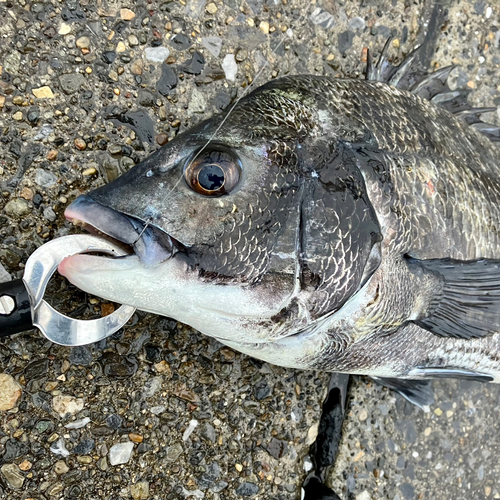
[
  {"x1": 156, "y1": 64, "x2": 177, "y2": 95},
  {"x1": 206, "y1": 2, "x2": 218, "y2": 14},
  {"x1": 156, "y1": 133, "x2": 168, "y2": 146},
  {"x1": 74, "y1": 138, "x2": 87, "y2": 151},
  {"x1": 116, "y1": 41, "x2": 126, "y2": 52},
  {"x1": 183, "y1": 419, "x2": 198, "y2": 441},
  {"x1": 165, "y1": 442, "x2": 183, "y2": 462},
  {"x1": 201, "y1": 36, "x2": 222, "y2": 57},
  {"x1": 50, "y1": 437, "x2": 70, "y2": 458},
  {"x1": 74, "y1": 439, "x2": 95, "y2": 455},
  {"x1": 82, "y1": 167, "x2": 97, "y2": 176},
  {"x1": 222, "y1": 54, "x2": 237, "y2": 81},
  {"x1": 52, "y1": 395, "x2": 84, "y2": 417},
  {"x1": 32, "y1": 86, "x2": 55, "y2": 98},
  {"x1": 128, "y1": 34, "x2": 139, "y2": 47},
  {"x1": 47, "y1": 149, "x2": 58, "y2": 160},
  {"x1": 1, "y1": 464, "x2": 24, "y2": 489},
  {"x1": 348, "y1": 17, "x2": 366, "y2": 30},
  {"x1": 76, "y1": 36, "x2": 90, "y2": 49},
  {"x1": 18, "y1": 460, "x2": 32, "y2": 471},
  {"x1": 309, "y1": 7, "x2": 335, "y2": 29},
  {"x1": 130, "y1": 481, "x2": 149, "y2": 500},
  {"x1": 130, "y1": 59, "x2": 143, "y2": 75},
  {"x1": 12, "y1": 111, "x2": 23, "y2": 121},
  {"x1": 5, "y1": 198, "x2": 30, "y2": 218},
  {"x1": 35, "y1": 168, "x2": 58, "y2": 188},
  {"x1": 358, "y1": 408, "x2": 368, "y2": 421},
  {"x1": 0, "y1": 374, "x2": 22, "y2": 411},
  {"x1": 145, "y1": 47, "x2": 170, "y2": 62},
  {"x1": 259, "y1": 21, "x2": 270, "y2": 34},
  {"x1": 128, "y1": 433, "x2": 143, "y2": 443},
  {"x1": 183, "y1": 51, "x2": 205, "y2": 75},
  {"x1": 59, "y1": 73, "x2": 85, "y2": 95},
  {"x1": 338, "y1": 30, "x2": 355, "y2": 53},
  {"x1": 105, "y1": 413, "x2": 123, "y2": 429},
  {"x1": 120, "y1": 8, "x2": 136, "y2": 20},
  {"x1": 170, "y1": 33, "x2": 192, "y2": 51},
  {"x1": 69, "y1": 346, "x2": 93, "y2": 366},
  {"x1": 356, "y1": 491, "x2": 371, "y2": 500},
  {"x1": 54, "y1": 461, "x2": 69, "y2": 474},
  {"x1": 59, "y1": 23, "x2": 71, "y2": 35},
  {"x1": 43, "y1": 207, "x2": 57, "y2": 222},
  {"x1": 235, "y1": 482, "x2": 259, "y2": 497},
  {"x1": 47, "y1": 482, "x2": 64, "y2": 496},
  {"x1": 109, "y1": 441, "x2": 134, "y2": 466}
]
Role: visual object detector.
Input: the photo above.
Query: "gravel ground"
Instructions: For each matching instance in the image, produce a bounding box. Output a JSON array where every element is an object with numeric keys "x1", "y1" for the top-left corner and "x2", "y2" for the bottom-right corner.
[{"x1": 1, "y1": 0, "x2": 500, "y2": 499}]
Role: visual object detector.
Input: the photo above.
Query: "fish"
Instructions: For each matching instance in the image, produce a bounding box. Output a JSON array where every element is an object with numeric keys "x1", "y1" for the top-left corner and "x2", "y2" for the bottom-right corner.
[{"x1": 58, "y1": 41, "x2": 500, "y2": 391}]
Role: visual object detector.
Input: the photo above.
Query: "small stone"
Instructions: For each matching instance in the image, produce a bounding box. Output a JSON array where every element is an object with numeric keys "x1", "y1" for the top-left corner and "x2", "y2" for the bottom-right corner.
[
  {"x1": 348, "y1": 16, "x2": 365, "y2": 30},
  {"x1": 309, "y1": 7, "x2": 335, "y2": 29},
  {"x1": 76, "y1": 455, "x2": 92, "y2": 464},
  {"x1": 235, "y1": 482, "x2": 259, "y2": 497},
  {"x1": 59, "y1": 74, "x2": 85, "y2": 95},
  {"x1": 130, "y1": 481, "x2": 149, "y2": 500},
  {"x1": 235, "y1": 463, "x2": 243, "y2": 472},
  {"x1": 338, "y1": 30, "x2": 355, "y2": 53},
  {"x1": 128, "y1": 34, "x2": 139, "y2": 47},
  {"x1": 235, "y1": 49, "x2": 247, "y2": 62},
  {"x1": 183, "y1": 419, "x2": 198, "y2": 441},
  {"x1": 434, "y1": 408, "x2": 443, "y2": 416},
  {"x1": 165, "y1": 442, "x2": 183, "y2": 462},
  {"x1": 153, "y1": 360, "x2": 172, "y2": 375},
  {"x1": 128, "y1": 433, "x2": 143, "y2": 443},
  {"x1": 259, "y1": 21, "x2": 270, "y2": 34},
  {"x1": 35, "y1": 168, "x2": 58, "y2": 188},
  {"x1": 170, "y1": 33, "x2": 192, "y2": 51},
  {"x1": 358, "y1": 408, "x2": 368, "y2": 421},
  {"x1": 47, "y1": 482, "x2": 64, "y2": 496},
  {"x1": 120, "y1": 8, "x2": 136, "y2": 20},
  {"x1": 156, "y1": 133, "x2": 168, "y2": 146},
  {"x1": 109, "y1": 441, "x2": 134, "y2": 466},
  {"x1": 54, "y1": 461, "x2": 69, "y2": 474},
  {"x1": 12, "y1": 111, "x2": 23, "y2": 121},
  {"x1": 1, "y1": 464, "x2": 24, "y2": 489},
  {"x1": 74, "y1": 138, "x2": 87, "y2": 151},
  {"x1": 76, "y1": 36, "x2": 90, "y2": 49},
  {"x1": 105, "y1": 413, "x2": 123, "y2": 429},
  {"x1": 101, "y1": 303, "x2": 115, "y2": 316},
  {"x1": 222, "y1": 54, "x2": 237, "y2": 81},
  {"x1": 116, "y1": 41, "x2": 126, "y2": 53},
  {"x1": 65, "y1": 417, "x2": 91, "y2": 430},
  {"x1": 18, "y1": 460, "x2": 32, "y2": 471},
  {"x1": 183, "y1": 51, "x2": 205, "y2": 75},
  {"x1": 206, "y1": 2, "x2": 217, "y2": 14},
  {"x1": 355, "y1": 492, "x2": 371, "y2": 500},
  {"x1": 33, "y1": 86, "x2": 55, "y2": 99},
  {"x1": 0, "y1": 374, "x2": 22, "y2": 411},
  {"x1": 59, "y1": 23, "x2": 71, "y2": 35},
  {"x1": 0, "y1": 96, "x2": 5, "y2": 108},
  {"x1": 83, "y1": 167, "x2": 97, "y2": 176},
  {"x1": 50, "y1": 437, "x2": 70, "y2": 458},
  {"x1": 145, "y1": 47, "x2": 170, "y2": 62},
  {"x1": 52, "y1": 395, "x2": 84, "y2": 417},
  {"x1": 74, "y1": 439, "x2": 95, "y2": 455},
  {"x1": 5, "y1": 198, "x2": 30, "y2": 218},
  {"x1": 69, "y1": 346, "x2": 93, "y2": 366},
  {"x1": 201, "y1": 37, "x2": 222, "y2": 57},
  {"x1": 47, "y1": 149, "x2": 58, "y2": 160},
  {"x1": 130, "y1": 59, "x2": 143, "y2": 75}
]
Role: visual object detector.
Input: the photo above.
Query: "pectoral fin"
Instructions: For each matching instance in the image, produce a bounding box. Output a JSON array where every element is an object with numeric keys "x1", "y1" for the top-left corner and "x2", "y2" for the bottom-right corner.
[
  {"x1": 411, "y1": 258, "x2": 500, "y2": 339},
  {"x1": 372, "y1": 377, "x2": 434, "y2": 409}
]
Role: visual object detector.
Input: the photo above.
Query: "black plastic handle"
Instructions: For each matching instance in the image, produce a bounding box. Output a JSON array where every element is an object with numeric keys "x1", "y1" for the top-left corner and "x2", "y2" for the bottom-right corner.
[{"x1": 0, "y1": 279, "x2": 33, "y2": 337}]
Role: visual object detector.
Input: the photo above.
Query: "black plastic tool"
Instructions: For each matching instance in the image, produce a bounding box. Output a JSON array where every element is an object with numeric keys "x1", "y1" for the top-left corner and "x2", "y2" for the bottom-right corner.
[{"x1": 0, "y1": 279, "x2": 33, "y2": 337}]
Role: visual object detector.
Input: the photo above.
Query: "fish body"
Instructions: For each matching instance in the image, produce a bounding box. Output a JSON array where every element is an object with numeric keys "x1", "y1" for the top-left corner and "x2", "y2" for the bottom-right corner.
[{"x1": 59, "y1": 50, "x2": 500, "y2": 383}]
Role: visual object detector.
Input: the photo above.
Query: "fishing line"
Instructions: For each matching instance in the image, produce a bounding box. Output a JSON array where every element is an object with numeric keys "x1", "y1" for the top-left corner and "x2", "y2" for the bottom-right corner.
[{"x1": 160, "y1": 1, "x2": 313, "y2": 202}]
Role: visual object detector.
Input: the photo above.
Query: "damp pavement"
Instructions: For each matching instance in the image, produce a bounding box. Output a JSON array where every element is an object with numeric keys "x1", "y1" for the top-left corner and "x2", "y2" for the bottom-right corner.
[{"x1": 1, "y1": 0, "x2": 500, "y2": 499}]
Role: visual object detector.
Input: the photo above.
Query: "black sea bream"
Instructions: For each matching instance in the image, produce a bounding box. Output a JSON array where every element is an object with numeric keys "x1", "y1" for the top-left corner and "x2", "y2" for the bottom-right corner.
[{"x1": 59, "y1": 46, "x2": 500, "y2": 384}]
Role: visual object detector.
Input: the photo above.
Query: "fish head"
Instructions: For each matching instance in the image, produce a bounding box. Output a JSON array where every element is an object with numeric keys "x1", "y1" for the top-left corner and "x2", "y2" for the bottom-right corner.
[{"x1": 59, "y1": 77, "x2": 381, "y2": 367}]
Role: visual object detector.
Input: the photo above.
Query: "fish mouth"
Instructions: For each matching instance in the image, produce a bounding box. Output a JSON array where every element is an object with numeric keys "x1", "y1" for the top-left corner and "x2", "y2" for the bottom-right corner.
[{"x1": 64, "y1": 194, "x2": 179, "y2": 268}]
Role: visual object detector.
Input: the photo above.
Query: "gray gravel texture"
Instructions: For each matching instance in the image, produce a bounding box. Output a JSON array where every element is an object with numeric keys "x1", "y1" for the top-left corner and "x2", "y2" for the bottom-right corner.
[{"x1": 0, "y1": 0, "x2": 500, "y2": 499}]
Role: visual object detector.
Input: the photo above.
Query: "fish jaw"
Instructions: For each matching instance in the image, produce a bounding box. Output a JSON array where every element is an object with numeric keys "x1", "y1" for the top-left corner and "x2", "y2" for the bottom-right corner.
[
  {"x1": 64, "y1": 195, "x2": 176, "y2": 268},
  {"x1": 58, "y1": 252, "x2": 302, "y2": 347}
]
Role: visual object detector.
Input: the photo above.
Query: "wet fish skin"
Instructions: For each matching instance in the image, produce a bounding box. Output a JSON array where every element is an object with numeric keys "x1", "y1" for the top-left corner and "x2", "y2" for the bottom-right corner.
[{"x1": 60, "y1": 66, "x2": 500, "y2": 382}]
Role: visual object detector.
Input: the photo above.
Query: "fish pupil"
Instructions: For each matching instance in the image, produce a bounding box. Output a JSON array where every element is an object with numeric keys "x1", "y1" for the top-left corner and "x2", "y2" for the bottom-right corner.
[{"x1": 198, "y1": 164, "x2": 225, "y2": 191}]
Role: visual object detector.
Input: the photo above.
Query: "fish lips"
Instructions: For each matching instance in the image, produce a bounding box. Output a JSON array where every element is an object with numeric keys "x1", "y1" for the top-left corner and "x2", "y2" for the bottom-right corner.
[{"x1": 64, "y1": 194, "x2": 178, "y2": 268}]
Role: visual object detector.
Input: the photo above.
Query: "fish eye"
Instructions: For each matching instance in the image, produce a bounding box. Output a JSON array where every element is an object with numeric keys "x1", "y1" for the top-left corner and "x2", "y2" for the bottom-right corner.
[{"x1": 184, "y1": 147, "x2": 241, "y2": 196}]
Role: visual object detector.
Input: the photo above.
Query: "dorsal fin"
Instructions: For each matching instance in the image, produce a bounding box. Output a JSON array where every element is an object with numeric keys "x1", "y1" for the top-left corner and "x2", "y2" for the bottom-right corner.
[{"x1": 366, "y1": 40, "x2": 500, "y2": 143}]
